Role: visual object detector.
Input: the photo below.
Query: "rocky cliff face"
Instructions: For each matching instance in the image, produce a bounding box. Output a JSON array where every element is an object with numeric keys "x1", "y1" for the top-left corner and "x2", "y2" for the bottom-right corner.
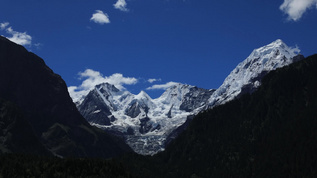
[
  {"x1": 0, "y1": 36, "x2": 131, "y2": 157},
  {"x1": 78, "y1": 83, "x2": 214, "y2": 155}
]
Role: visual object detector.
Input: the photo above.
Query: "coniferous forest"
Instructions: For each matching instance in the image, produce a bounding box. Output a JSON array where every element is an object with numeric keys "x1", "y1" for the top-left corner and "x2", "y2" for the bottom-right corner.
[{"x1": 0, "y1": 154, "x2": 135, "y2": 178}]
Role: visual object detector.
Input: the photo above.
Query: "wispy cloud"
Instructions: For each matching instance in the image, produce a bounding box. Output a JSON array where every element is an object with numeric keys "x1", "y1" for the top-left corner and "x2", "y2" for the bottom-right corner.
[
  {"x1": 68, "y1": 69, "x2": 138, "y2": 103},
  {"x1": 0, "y1": 22, "x2": 32, "y2": 46},
  {"x1": 146, "y1": 81, "x2": 179, "y2": 90},
  {"x1": 90, "y1": 10, "x2": 110, "y2": 24},
  {"x1": 114, "y1": 0, "x2": 129, "y2": 12},
  {"x1": 280, "y1": 0, "x2": 317, "y2": 21},
  {"x1": 0, "y1": 22, "x2": 9, "y2": 30},
  {"x1": 34, "y1": 43, "x2": 43, "y2": 50},
  {"x1": 148, "y1": 78, "x2": 162, "y2": 83}
]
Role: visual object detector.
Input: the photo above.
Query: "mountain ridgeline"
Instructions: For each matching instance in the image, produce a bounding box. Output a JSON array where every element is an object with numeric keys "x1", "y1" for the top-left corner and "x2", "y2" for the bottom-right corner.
[
  {"x1": 77, "y1": 82, "x2": 215, "y2": 155},
  {"x1": 0, "y1": 36, "x2": 131, "y2": 158},
  {"x1": 76, "y1": 39, "x2": 304, "y2": 155},
  {"x1": 0, "y1": 35, "x2": 316, "y2": 177},
  {"x1": 122, "y1": 54, "x2": 317, "y2": 178}
]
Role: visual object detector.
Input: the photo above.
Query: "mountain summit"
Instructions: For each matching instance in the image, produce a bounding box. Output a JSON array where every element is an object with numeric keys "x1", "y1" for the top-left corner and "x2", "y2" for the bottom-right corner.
[
  {"x1": 208, "y1": 39, "x2": 303, "y2": 107},
  {"x1": 76, "y1": 39, "x2": 304, "y2": 155}
]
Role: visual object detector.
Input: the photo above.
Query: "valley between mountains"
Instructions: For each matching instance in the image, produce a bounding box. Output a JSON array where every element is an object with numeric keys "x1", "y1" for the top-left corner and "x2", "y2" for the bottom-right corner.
[{"x1": 73, "y1": 39, "x2": 304, "y2": 155}]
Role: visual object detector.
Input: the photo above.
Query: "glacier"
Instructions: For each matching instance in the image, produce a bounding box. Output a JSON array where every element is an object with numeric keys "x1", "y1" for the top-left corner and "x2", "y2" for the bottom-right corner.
[{"x1": 78, "y1": 83, "x2": 214, "y2": 155}]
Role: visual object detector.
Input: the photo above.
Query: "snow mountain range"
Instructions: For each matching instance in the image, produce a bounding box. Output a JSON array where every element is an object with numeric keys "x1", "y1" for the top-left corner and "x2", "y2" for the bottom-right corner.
[
  {"x1": 75, "y1": 39, "x2": 303, "y2": 155},
  {"x1": 78, "y1": 82, "x2": 214, "y2": 155}
]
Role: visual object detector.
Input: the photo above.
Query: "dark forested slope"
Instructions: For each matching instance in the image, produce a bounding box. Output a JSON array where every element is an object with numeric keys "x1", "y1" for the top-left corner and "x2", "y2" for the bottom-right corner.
[
  {"x1": 123, "y1": 54, "x2": 317, "y2": 178},
  {"x1": 0, "y1": 154, "x2": 135, "y2": 178},
  {"x1": 0, "y1": 36, "x2": 131, "y2": 158},
  {"x1": 0, "y1": 99, "x2": 50, "y2": 155}
]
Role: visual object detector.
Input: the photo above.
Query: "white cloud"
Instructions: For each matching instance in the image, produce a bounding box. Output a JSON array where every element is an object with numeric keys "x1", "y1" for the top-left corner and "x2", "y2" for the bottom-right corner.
[
  {"x1": 6, "y1": 27, "x2": 32, "y2": 45},
  {"x1": 90, "y1": 10, "x2": 110, "y2": 24},
  {"x1": 0, "y1": 22, "x2": 32, "y2": 46},
  {"x1": 0, "y1": 22, "x2": 9, "y2": 30},
  {"x1": 34, "y1": 43, "x2": 43, "y2": 49},
  {"x1": 148, "y1": 78, "x2": 162, "y2": 83},
  {"x1": 280, "y1": 0, "x2": 317, "y2": 21},
  {"x1": 114, "y1": 0, "x2": 129, "y2": 12},
  {"x1": 68, "y1": 69, "x2": 138, "y2": 103},
  {"x1": 146, "y1": 81, "x2": 179, "y2": 90}
]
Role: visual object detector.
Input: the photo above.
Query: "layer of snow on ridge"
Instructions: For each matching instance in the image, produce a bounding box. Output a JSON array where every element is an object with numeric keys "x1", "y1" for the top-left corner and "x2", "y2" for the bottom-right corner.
[
  {"x1": 78, "y1": 82, "x2": 213, "y2": 155},
  {"x1": 89, "y1": 82, "x2": 195, "y2": 132},
  {"x1": 105, "y1": 83, "x2": 197, "y2": 155},
  {"x1": 208, "y1": 39, "x2": 300, "y2": 107},
  {"x1": 152, "y1": 83, "x2": 191, "y2": 115}
]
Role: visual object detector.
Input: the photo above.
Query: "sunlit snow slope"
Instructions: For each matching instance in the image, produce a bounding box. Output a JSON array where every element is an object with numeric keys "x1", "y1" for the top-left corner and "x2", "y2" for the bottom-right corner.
[{"x1": 208, "y1": 39, "x2": 302, "y2": 107}]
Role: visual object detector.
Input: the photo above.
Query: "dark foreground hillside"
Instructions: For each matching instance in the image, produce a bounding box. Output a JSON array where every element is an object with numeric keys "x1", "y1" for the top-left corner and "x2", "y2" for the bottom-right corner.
[
  {"x1": 0, "y1": 36, "x2": 131, "y2": 158},
  {"x1": 0, "y1": 154, "x2": 135, "y2": 178},
  {"x1": 122, "y1": 54, "x2": 317, "y2": 178}
]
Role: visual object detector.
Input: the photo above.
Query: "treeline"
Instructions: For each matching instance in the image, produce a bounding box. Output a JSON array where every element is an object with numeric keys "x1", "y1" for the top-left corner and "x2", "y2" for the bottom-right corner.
[
  {"x1": 0, "y1": 154, "x2": 135, "y2": 178},
  {"x1": 121, "y1": 54, "x2": 317, "y2": 177}
]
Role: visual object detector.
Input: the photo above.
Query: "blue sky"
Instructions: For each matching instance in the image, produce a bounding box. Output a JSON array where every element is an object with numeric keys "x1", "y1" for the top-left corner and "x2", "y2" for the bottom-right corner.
[{"x1": 1, "y1": 0, "x2": 317, "y2": 99}]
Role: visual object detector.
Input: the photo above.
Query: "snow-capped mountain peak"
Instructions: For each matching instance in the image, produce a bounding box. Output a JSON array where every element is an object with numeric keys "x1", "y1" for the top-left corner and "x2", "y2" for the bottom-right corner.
[
  {"x1": 97, "y1": 82, "x2": 120, "y2": 93},
  {"x1": 77, "y1": 82, "x2": 214, "y2": 155},
  {"x1": 208, "y1": 39, "x2": 302, "y2": 107},
  {"x1": 136, "y1": 90, "x2": 152, "y2": 100},
  {"x1": 156, "y1": 83, "x2": 192, "y2": 106},
  {"x1": 247, "y1": 39, "x2": 300, "y2": 63},
  {"x1": 93, "y1": 83, "x2": 134, "y2": 112}
]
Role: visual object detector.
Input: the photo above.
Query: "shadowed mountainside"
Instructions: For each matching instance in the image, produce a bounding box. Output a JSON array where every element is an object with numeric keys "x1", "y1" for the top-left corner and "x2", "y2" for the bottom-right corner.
[{"x1": 0, "y1": 36, "x2": 131, "y2": 158}]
